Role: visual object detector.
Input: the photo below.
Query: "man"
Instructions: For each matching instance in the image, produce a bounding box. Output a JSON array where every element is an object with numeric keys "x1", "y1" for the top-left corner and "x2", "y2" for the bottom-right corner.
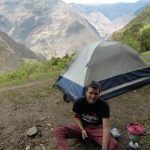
[{"x1": 54, "y1": 81, "x2": 118, "y2": 150}]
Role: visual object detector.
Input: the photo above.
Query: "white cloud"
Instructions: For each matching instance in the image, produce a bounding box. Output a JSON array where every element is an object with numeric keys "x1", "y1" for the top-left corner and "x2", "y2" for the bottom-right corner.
[{"x1": 62, "y1": 0, "x2": 139, "y2": 4}]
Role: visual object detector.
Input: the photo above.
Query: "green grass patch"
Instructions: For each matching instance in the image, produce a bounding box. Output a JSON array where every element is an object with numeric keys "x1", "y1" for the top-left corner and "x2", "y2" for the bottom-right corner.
[
  {"x1": 0, "y1": 54, "x2": 74, "y2": 87},
  {"x1": 0, "y1": 79, "x2": 27, "y2": 88},
  {"x1": 30, "y1": 70, "x2": 61, "y2": 80},
  {"x1": 141, "y1": 51, "x2": 150, "y2": 62},
  {"x1": 144, "y1": 24, "x2": 150, "y2": 29}
]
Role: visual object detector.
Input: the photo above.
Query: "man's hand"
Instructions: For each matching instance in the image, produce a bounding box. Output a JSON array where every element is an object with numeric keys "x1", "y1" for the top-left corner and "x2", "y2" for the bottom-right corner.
[
  {"x1": 81, "y1": 129, "x2": 88, "y2": 139},
  {"x1": 74, "y1": 113, "x2": 88, "y2": 139}
]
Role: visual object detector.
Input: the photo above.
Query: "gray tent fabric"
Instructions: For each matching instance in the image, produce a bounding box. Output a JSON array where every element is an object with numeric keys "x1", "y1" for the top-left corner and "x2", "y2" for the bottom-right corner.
[{"x1": 56, "y1": 41, "x2": 150, "y2": 101}]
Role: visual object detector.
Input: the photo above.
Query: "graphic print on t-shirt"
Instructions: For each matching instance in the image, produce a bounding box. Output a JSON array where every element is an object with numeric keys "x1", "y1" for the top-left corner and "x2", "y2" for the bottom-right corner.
[{"x1": 82, "y1": 112, "x2": 99, "y2": 124}]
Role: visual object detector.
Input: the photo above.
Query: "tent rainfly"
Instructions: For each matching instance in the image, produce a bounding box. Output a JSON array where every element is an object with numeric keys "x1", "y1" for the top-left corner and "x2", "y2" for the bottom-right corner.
[{"x1": 55, "y1": 41, "x2": 150, "y2": 101}]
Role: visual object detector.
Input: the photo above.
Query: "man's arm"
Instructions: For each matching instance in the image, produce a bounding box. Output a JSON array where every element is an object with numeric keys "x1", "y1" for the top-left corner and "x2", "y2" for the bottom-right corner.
[
  {"x1": 102, "y1": 118, "x2": 110, "y2": 149},
  {"x1": 73, "y1": 113, "x2": 88, "y2": 139}
]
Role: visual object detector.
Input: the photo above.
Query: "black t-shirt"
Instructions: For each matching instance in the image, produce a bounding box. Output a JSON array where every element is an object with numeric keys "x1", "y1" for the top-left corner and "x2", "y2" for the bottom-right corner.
[{"x1": 73, "y1": 96, "x2": 110, "y2": 126}]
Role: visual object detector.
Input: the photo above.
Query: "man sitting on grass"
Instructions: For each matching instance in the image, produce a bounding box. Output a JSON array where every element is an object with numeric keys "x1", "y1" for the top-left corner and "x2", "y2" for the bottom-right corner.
[{"x1": 54, "y1": 81, "x2": 118, "y2": 150}]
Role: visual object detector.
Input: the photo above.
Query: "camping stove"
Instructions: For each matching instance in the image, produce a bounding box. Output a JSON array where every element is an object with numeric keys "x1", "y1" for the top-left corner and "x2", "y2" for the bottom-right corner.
[
  {"x1": 126, "y1": 123, "x2": 145, "y2": 150},
  {"x1": 127, "y1": 132, "x2": 140, "y2": 149}
]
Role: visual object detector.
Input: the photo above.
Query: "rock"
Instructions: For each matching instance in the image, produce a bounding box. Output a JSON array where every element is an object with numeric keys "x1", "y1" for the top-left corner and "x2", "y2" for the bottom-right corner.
[
  {"x1": 25, "y1": 145, "x2": 30, "y2": 150},
  {"x1": 40, "y1": 144, "x2": 46, "y2": 150},
  {"x1": 55, "y1": 100, "x2": 60, "y2": 104},
  {"x1": 50, "y1": 128, "x2": 54, "y2": 132},
  {"x1": 13, "y1": 106, "x2": 17, "y2": 110},
  {"x1": 146, "y1": 130, "x2": 150, "y2": 135},
  {"x1": 26, "y1": 126, "x2": 38, "y2": 137},
  {"x1": 47, "y1": 123, "x2": 52, "y2": 127},
  {"x1": 40, "y1": 117, "x2": 46, "y2": 121}
]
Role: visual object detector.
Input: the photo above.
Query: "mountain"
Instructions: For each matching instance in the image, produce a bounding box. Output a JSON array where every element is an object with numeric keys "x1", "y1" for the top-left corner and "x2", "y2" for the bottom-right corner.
[
  {"x1": 111, "y1": 5, "x2": 150, "y2": 53},
  {"x1": 74, "y1": 10, "x2": 133, "y2": 39},
  {"x1": 72, "y1": 0, "x2": 150, "y2": 21},
  {"x1": 70, "y1": 0, "x2": 150, "y2": 38},
  {"x1": 0, "y1": 0, "x2": 100, "y2": 59},
  {"x1": 0, "y1": 30, "x2": 44, "y2": 72}
]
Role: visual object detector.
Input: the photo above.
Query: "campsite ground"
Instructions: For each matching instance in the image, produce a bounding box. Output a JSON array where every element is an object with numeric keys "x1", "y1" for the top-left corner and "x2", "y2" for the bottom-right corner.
[{"x1": 0, "y1": 78, "x2": 150, "y2": 150}]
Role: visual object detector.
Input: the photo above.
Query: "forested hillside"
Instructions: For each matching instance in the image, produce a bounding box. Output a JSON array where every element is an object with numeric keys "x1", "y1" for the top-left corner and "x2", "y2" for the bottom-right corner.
[{"x1": 111, "y1": 5, "x2": 150, "y2": 53}]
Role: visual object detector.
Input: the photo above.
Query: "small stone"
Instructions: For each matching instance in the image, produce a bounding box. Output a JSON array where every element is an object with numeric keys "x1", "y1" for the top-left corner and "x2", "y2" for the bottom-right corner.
[
  {"x1": 146, "y1": 130, "x2": 150, "y2": 135},
  {"x1": 40, "y1": 144, "x2": 46, "y2": 150},
  {"x1": 47, "y1": 123, "x2": 52, "y2": 127},
  {"x1": 40, "y1": 117, "x2": 46, "y2": 121},
  {"x1": 25, "y1": 145, "x2": 30, "y2": 150},
  {"x1": 13, "y1": 107, "x2": 17, "y2": 110},
  {"x1": 55, "y1": 100, "x2": 59, "y2": 104},
  {"x1": 26, "y1": 126, "x2": 38, "y2": 137}
]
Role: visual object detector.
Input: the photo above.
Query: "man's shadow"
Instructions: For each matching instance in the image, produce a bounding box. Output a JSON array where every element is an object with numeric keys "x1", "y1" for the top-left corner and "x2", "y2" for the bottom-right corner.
[{"x1": 69, "y1": 138, "x2": 101, "y2": 150}]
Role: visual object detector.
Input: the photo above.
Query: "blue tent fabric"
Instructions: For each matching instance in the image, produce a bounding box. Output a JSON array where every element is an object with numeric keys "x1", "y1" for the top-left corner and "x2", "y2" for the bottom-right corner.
[
  {"x1": 56, "y1": 67, "x2": 150, "y2": 101},
  {"x1": 100, "y1": 77, "x2": 150, "y2": 100},
  {"x1": 56, "y1": 76, "x2": 84, "y2": 100},
  {"x1": 99, "y1": 67, "x2": 150, "y2": 90}
]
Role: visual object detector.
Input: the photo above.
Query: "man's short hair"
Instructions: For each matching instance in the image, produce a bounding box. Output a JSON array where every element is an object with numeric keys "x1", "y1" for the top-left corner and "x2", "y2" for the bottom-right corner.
[{"x1": 86, "y1": 81, "x2": 101, "y2": 91}]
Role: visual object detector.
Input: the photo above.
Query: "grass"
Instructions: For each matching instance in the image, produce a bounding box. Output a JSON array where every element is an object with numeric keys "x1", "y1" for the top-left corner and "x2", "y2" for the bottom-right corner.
[
  {"x1": 0, "y1": 79, "x2": 26, "y2": 88},
  {"x1": 141, "y1": 51, "x2": 150, "y2": 63},
  {"x1": 0, "y1": 70, "x2": 61, "y2": 88},
  {"x1": 29, "y1": 71, "x2": 61, "y2": 80},
  {"x1": 0, "y1": 54, "x2": 73, "y2": 88},
  {"x1": 0, "y1": 51, "x2": 149, "y2": 89}
]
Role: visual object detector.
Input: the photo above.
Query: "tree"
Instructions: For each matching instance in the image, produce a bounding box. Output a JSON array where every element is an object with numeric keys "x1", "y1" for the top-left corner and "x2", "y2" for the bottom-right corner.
[
  {"x1": 141, "y1": 27, "x2": 150, "y2": 52},
  {"x1": 129, "y1": 22, "x2": 143, "y2": 33}
]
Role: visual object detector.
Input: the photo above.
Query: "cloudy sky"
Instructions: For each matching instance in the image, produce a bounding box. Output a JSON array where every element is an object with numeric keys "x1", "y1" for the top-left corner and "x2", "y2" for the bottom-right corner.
[{"x1": 62, "y1": 0, "x2": 139, "y2": 4}]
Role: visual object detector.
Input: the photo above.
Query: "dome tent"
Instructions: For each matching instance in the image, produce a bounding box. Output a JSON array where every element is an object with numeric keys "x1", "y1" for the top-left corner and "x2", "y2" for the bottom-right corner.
[{"x1": 55, "y1": 41, "x2": 150, "y2": 101}]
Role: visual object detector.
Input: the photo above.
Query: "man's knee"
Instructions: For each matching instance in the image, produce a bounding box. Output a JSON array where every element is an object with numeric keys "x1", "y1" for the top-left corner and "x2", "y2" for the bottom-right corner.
[
  {"x1": 111, "y1": 137, "x2": 118, "y2": 145},
  {"x1": 109, "y1": 137, "x2": 118, "y2": 150},
  {"x1": 54, "y1": 126, "x2": 67, "y2": 136}
]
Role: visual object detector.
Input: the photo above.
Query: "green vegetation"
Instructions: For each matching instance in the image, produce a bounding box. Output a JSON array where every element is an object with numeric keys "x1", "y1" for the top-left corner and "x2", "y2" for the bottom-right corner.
[
  {"x1": 141, "y1": 27, "x2": 150, "y2": 52},
  {"x1": 0, "y1": 54, "x2": 74, "y2": 87},
  {"x1": 111, "y1": 6, "x2": 150, "y2": 53},
  {"x1": 141, "y1": 51, "x2": 150, "y2": 63}
]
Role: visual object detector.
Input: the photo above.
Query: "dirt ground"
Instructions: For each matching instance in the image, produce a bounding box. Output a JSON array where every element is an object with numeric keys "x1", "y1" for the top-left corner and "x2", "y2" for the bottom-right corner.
[{"x1": 0, "y1": 78, "x2": 150, "y2": 150}]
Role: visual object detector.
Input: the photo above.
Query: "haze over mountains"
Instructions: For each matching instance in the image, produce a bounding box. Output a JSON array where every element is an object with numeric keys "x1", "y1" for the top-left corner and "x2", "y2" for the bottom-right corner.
[
  {"x1": 72, "y1": 0, "x2": 150, "y2": 21},
  {"x1": 0, "y1": 0, "x2": 149, "y2": 59}
]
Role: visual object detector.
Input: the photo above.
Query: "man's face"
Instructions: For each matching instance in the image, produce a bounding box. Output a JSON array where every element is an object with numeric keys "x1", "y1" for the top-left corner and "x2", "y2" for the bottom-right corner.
[{"x1": 86, "y1": 87, "x2": 100, "y2": 104}]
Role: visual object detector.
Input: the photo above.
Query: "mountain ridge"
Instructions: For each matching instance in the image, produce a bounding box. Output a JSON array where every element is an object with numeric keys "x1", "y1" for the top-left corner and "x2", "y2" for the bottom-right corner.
[
  {"x1": 0, "y1": 0, "x2": 100, "y2": 59},
  {"x1": 70, "y1": 0, "x2": 150, "y2": 39},
  {"x1": 0, "y1": 30, "x2": 44, "y2": 72},
  {"x1": 71, "y1": 0, "x2": 150, "y2": 21},
  {"x1": 0, "y1": 0, "x2": 149, "y2": 58}
]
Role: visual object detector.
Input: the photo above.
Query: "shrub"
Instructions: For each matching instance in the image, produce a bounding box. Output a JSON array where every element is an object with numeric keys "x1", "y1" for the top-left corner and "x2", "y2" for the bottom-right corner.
[
  {"x1": 0, "y1": 53, "x2": 75, "y2": 86},
  {"x1": 141, "y1": 27, "x2": 150, "y2": 52}
]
